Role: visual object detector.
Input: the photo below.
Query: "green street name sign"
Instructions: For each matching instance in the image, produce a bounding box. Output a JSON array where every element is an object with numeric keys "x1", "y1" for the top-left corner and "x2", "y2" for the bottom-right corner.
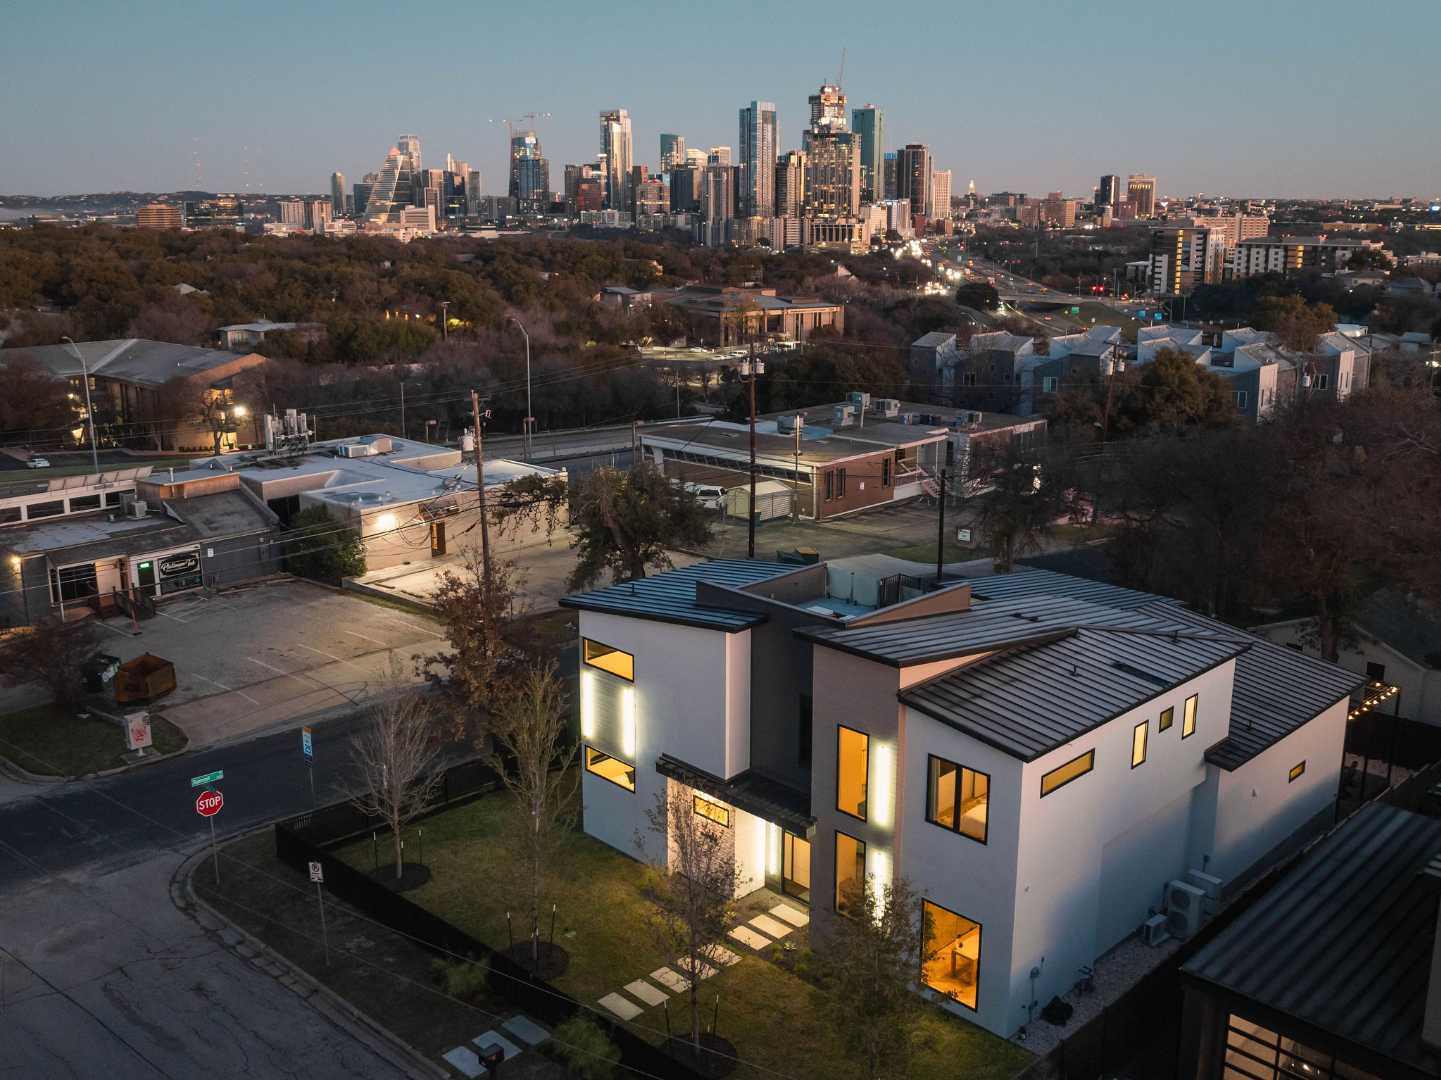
[{"x1": 190, "y1": 770, "x2": 224, "y2": 788}]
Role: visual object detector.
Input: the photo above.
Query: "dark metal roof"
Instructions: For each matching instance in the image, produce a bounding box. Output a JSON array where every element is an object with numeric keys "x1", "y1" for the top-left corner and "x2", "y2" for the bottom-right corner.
[
  {"x1": 655, "y1": 753, "x2": 813, "y2": 834},
  {"x1": 560, "y1": 560, "x2": 794, "y2": 631},
  {"x1": 962, "y1": 568, "x2": 1177, "y2": 611},
  {"x1": 796, "y1": 593, "x2": 1172, "y2": 666},
  {"x1": 1182, "y1": 802, "x2": 1441, "y2": 1075},
  {"x1": 900, "y1": 627, "x2": 1247, "y2": 761},
  {"x1": 1139, "y1": 605, "x2": 1366, "y2": 770}
]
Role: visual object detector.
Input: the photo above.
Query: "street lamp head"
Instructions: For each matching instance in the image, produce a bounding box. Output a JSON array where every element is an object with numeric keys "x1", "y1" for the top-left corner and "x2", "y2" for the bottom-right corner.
[{"x1": 232, "y1": 404, "x2": 248, "y2": 417}]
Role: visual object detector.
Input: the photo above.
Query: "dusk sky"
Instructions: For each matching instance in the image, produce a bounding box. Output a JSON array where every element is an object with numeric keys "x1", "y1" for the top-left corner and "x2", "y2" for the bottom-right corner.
[{"x1": 5, "y1": 0, "x2": 1438, "y2": 200}]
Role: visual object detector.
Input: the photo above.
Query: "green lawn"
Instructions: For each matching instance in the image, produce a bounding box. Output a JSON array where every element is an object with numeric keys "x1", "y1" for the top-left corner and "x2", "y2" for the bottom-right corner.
[
  {"x1": 891, "y1": 538, "x2": 985, "y2": 566},
  {"x1": 0, "y1": 703, "x2": 187, "y2": 776},
  {"x1": 335, "y1": 792, "x2": 1030, "y2": 1080},
  {"x1": 332, "y1": 787, "x2": 673, "y2": 1004}
]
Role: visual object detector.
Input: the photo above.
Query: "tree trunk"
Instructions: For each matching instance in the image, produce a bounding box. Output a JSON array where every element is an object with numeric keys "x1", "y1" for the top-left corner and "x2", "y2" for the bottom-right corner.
[{"x1": 393, "y1": 826, "x2": 404, "y2": 880}]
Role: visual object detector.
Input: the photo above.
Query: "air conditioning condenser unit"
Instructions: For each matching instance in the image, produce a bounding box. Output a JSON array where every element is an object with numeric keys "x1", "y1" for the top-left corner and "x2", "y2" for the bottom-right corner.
[{"x1": 1165, "y1": 879, "x2": 1207, "y2": 939}]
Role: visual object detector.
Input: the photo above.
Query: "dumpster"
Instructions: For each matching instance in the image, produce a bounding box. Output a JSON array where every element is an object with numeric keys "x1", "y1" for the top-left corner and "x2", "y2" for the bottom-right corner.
[
  {"x1": 115, "y1": 654, "x2": 177, "y2": 704},
  {"x1": 83, "y1": 653, "x2": 122, "y2": 694}
]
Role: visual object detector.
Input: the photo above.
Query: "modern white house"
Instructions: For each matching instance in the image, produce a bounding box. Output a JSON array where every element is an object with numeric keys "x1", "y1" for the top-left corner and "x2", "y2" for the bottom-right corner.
[{"x1": 561, "y1": 558, "x2": 1363, "y2": 1038}]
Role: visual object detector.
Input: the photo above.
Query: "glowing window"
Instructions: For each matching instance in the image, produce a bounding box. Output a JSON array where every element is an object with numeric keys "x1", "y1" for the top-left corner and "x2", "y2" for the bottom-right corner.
[
  {"x1": 921, "y1": 900, "x2": 980, "y2": 1010},
  {"x1": 693, "y1": 794, "x2": 730, "y2": 827},
  {"x1": 1159, "y1": 705, "x2": 1174, "y2": 732},
  {"x1": 584, "y1": 746, "x2": 635, "y2": 792},
  {"x1": 1289, "y1": 761, "x2": 1306, "y2": 783},
  {"x1": 1182, "y1": 693, "x2": 1199, "y2": 739},
  {"x1": 834, "y1": 831, "x2": 866, "y2": 916},
  {"x1": 1040, "y1": 749, "x2": 1094, "y2": 797},
  {"x1": 583, "y1": 639, "x2": 634, "y2": 681},
  {"x1": 836, "y1": 725, "x2": 869, "y2": 821},
  {"x1": 1131, "y1": 720, "x2": 1148, "y2": 769},
  {"x1": 926, "y1": 755, "x2": 988, "y2": 844}
]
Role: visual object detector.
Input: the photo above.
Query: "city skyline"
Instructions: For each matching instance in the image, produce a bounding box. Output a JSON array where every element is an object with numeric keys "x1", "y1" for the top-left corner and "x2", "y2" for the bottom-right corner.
[{"x1": 3, "y1": 0, "x2": 1440, "y2": 200}]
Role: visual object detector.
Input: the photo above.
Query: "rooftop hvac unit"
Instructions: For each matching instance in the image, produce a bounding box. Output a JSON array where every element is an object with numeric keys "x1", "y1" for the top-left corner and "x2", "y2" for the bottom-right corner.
[
  {"x1": 1141, "y1": 913, "x2": 1170, "y2": 947},
  {"x1": 847, "y1": 391, "x2": 871, "y2": 411},
  {"x1": 126, "y1": 499, "x2": 148, "y2": 519},
  {"x1": 1165, "y1": 879, "x2": 1207, "y2": 939},
  {"x1": 777, "y1": 413, "x2": 804, "y2": 434},
  {"x1": 832, "y1": 404, "x2": 857, "y2": 428},
  {"x1": 338, "y1": 442, "x2": 375, "y2": 458},
  {"x1": 1186, "y1": 869, "x2": 1224, "y2": 901},
  {"x1": 898, "y1": 412, "x2": 921, "y2": 425},
  {"x1": 873, "y1": 398, "x2": 901, "y2": 418}
]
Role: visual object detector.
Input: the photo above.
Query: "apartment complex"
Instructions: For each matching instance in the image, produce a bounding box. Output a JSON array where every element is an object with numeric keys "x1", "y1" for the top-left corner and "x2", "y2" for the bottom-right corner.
[
  {"x1": 136, "y1": 203, "x2": 182, "y2": 229},
  {"x1": 1149, "y1": 226, "x2": 1228, "y2": 294},
  {"x1": 1232, "y1": 235, "x2": 1370, "y2": 278},
  {"x1": 565, "y1": 559, "x2": 1363, "y2": 1038}
]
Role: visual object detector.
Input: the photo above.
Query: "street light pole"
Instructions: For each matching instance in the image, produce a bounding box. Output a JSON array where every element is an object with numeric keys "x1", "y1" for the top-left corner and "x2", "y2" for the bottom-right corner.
[
  {"x1": 507, "y1": 315, "x2": 533, "y2": 461},
  {"x1": 439, "y1": 300, "x2": 451, "y2": 342},
  {"x1": 61, "y1": 337, "x2": 100, "y2": 474}
]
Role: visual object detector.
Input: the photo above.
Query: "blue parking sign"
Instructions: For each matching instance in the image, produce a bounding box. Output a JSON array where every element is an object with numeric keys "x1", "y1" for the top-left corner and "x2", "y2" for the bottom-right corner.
[{"x1": 302, "y1": 726, "x2": 313, "y2": 761}]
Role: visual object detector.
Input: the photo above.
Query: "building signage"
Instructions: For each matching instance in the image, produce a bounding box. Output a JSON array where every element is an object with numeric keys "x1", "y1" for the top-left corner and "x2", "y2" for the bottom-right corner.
[
  {"x1": 125, "y1": 711, "x2": 153, "y2": 751},
  {"x1": 158, "y1": 551, "x2": 200, "y2": 577}
]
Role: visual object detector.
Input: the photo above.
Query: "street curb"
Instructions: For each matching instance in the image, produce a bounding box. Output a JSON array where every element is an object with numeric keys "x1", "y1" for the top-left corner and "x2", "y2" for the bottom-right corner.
[
  {"x1": 172, "y1": 825, "x2": 448, "y2": 1080},
  {"x1": 0, "y1": 734, "x2": 188, "y2": 785}
]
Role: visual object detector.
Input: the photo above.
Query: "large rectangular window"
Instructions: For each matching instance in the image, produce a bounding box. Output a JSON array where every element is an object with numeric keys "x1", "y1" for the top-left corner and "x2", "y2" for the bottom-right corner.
[
  {"x1": 834, "y1": 831, "x2": 866, "y2": 915},
  {"x1": 584, "y1": 746, "x2": 635, "y2": 792},
  {"x1": 583, "y1": 638, "x2": 634, "y2": 681},
  {"x1": 836, "y1": 725, "x2": 869, "y2": 820},
  {"x1": 921, "y1": 900, "x2": 980, "y2": 1010},
  {"x1": 1131, "y1": 720, "x2": 1148, "y2": 769},
  {"x1": 693, "y1": 794, "x2": 730, "y2": 827},
  {"x1": 1182, "y1": 693, "x2": 1199, "y2": 739},
  {"x1": 1222, "y1": 1014, "x2": 1383, "y2": 1080},
  {"x1": 926, "y1": 755, "x2": 989, "y2": 844},
  {"x1": 1159, "y1": 705, "x2": 1174, "y2": 732},
  {"x1": 1040, "y1": 749, "x2": 1094, "y2": 797}
]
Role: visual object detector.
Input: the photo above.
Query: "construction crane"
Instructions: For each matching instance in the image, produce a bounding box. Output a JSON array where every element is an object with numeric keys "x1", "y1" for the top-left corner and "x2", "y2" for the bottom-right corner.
[
  {"x1": 837, "y1": 47, "x2": 846, "y2": 89},
  {"x1": 491, "y1": 111, "x2": 551, "y2": 147}
]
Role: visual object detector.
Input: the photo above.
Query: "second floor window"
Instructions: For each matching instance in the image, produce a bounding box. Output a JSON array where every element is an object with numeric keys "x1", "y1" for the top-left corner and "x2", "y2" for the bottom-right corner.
[
  {"x1": 583, "y1": 638, "x2": 634, "y2": 681},
  {"x1": 1182, "y1": 693, "x2": 1199, "y2": 739},
  {"x1": 926, "y1": 755, "x2": 989, "y2": 844},
  {"x1": 836, "y1": 725, "x2": 869, "y2": 820}
]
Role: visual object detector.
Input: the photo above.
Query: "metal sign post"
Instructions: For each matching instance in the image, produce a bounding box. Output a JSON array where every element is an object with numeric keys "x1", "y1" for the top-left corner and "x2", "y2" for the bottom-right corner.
[
  {"x1": 302, "y1": 726, "x2": 315, "y2": 807},
  {"x1": 195, "y1": 787, "x2": 224, "y2": 883},
  {"x1": 309, "y1": 861, "x2": 328, "y2": 965}
]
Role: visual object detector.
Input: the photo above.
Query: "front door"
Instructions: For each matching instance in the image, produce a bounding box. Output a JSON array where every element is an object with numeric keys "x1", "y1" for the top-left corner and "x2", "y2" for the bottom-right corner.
[
  {"x1": 135, "y1": 559, "x2": 157, "y2": 596},
  {"x1": 782, "y1": 832, "x2": 810, "y2": 904}
]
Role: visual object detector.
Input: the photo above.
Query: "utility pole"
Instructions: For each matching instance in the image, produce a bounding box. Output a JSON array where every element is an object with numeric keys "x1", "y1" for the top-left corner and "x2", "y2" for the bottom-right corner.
[
  {"x1": 399, "y1": 380, "x2": 406, "y2": 439},
  {"x1": 439, "y1": 300, "x2": 451, "y2": 341},
  {"x1": 470, "y1": 390, "x2": 492, "y2": 580},
  {"x1": 743, "y1": 343, "x2": 764, "y2": 560},
  {"x1": 936, "y1": 466, "x2": 947, "y2": 583}
]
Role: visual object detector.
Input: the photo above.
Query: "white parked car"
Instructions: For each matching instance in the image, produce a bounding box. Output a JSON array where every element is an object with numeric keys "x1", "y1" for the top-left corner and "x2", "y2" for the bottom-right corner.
[
  {"x1": 26, "y1": 457, "x2": 51, "y2": 469},
  {"x1": 684, "y1": 482, "x2": 727, "y2": 510}
]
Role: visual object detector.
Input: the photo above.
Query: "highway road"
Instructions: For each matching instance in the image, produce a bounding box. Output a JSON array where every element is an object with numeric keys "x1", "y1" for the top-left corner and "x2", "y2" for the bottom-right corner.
[{"x1": 0, "y1": 708, "x2": 421, "y2": 1079}]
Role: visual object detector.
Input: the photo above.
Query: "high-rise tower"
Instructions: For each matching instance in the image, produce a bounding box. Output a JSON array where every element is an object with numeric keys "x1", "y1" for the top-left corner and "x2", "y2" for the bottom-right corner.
[
  {"x1": 851, "y1": 105, "x2": 884, "y2": 202},
  {"x1": 599, "y1": 109, "x2": 633, "y2": 211},
  {"x1": 738, "y1": 101, "x2": 778, "y2": 218}
]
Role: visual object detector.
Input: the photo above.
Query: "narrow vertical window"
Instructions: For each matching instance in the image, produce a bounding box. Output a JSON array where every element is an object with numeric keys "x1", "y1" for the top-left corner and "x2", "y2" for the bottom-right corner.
[
  {"x1": 836, "y1": 725, "x2": 868, "y2": 820},
  {"x1": 1182, "y1": 693, "x2": 1199, "y2": 739},
  {"x1": 834, "y1": 831, "x2": 866, "y2": 916},
  {"x1": 1131, "y1": 720, "x2": 1148, "y2": 768}
]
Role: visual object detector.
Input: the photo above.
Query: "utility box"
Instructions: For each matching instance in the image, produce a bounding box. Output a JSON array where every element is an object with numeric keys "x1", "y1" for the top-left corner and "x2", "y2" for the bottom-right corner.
[
  {"x1": 115, "y1": 653, "x2": 177, "y2": 704},
  {"x1": 726, "y1": 480, "x2": 792, "y2": 522}
]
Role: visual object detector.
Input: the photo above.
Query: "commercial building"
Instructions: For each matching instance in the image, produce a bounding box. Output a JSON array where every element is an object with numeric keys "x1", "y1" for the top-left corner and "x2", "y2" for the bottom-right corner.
[
  {"x1": 658, "y1": 285, "x2": 842, "y2": 346},
  {"x1": 899, "y1": 145, "x2": 932, "y2": 228},
  {"x1": 659, "y1": 133, "x2": 685, "y2": 171},
  {"x1": 1097, "y1": 174, "x2": 1121, "y2": 207},
  {"x1": 697, "y1": 165, "x2": 734, "y2": 247},
  {"x1": 930, "y1": 169, "x2": 952, "y2": 225},
  {"x1": 509, "y1": 131, "x2": 550, "y2": 214},
  {"x1": 565, "y1": 559, "x2": 1361, "y2": 1038},
  {"x1": 330, "y1": 171, "x2": 346, "y2": 215},
  {"x1": 737, "y1": 101, "x2": 777, "y2": 219},
  {"x1": 1127, "y1": 174, "x2": 1157, "y2": 218},
  {"x1": 600, "y1": 108, "x2": 633, "y2": 210},
  {"x1": 803, "y1": 83, "x2": 859, "y2": 218},
  {"x1": 774, "y1": 151, "x2": 806, "y2": 218},
  {"x1": 1148, "y1": 225, "x2": 1228, "y2": 295},
  {"x1": 277, "y1": 199, "x2": 306, "y2": 227},
  {"x1": 8, "y1": 338, "x2": 267, "y2": 451},
  {"x1": 852, "y1": 104, "x2": 884, "y2": 202},
  {"x1": 1231, "y1": 235, "x2": 1370, "y2": 279},
  {"x1": 136, "y1": 203, "x2": 182, "y2": 230}
]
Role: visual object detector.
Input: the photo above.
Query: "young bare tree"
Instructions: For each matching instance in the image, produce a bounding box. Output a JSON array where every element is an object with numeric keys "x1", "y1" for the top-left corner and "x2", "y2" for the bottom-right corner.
[
  {"x1": 350, "y1": 664, "x2": 446, "y2": 881},
  {"x1": 486, "y1": 661, "x2": 577, "y2": 972},
  {"x1": 815, "y1": 875, "x2": 927, "y2": 1080},
  {"x1": 967, "y1": 438, "x2": 1076, "y2": 572},
  {"x1": 638, "y1": 784, "x2": 741, "y2": 1054},
  {"x1": 0, "y1": 616, "x2": 100, "y2": 707}
]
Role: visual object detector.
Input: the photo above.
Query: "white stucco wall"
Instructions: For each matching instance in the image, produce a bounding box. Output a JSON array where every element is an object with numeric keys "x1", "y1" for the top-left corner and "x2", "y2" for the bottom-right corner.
[
  {"x1": 1204, "y1": 697, "x2": 1347, "y2": 885},
  {"x1": 1005, "y1": 661, "x2": 1234, "y2": 1036},
  {"x1": 576, "y1": 611, "x2": 751, "y2": 867}
]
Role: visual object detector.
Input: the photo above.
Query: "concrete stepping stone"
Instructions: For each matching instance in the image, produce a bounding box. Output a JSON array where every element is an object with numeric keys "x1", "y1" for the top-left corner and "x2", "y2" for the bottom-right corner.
[
  {"x1": 750, "y1": 913, "x2": 792, "y2": 939},
  {"x1": 502, "y1": 1015, "x2": 550, "y2": 1046},
  {"x1": 771, "y1": 903, "x2": 810, "y2": 927},
  {"x1": 624, "y1": 979, "x2": 669, "y2": 1007},
  {"x1": 707, "y1": 944, "x2": 741, "y2": 966},
  {"x1": 472, "y1": 1031, "x2": 523, "y2": 1061},
  {"x1": 676, "y1": 957, "x2": 719, "y2": 981},
  {"x1": 598, "y1": 992, "x2": 643, "y2": 1020},
  {"x1": 728, "y1": 925, "x2": 773, "y2": 950},
  {"x1": 651, "y1": 966, "x2": 691, "y2": 993},
  {"x1": 441, "y1": 1046, "x2": 483, "y2": 1077}
]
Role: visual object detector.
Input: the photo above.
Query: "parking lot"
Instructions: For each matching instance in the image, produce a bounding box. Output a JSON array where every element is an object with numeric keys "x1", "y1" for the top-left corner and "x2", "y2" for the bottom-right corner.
[{"x1": 85, "y1": 579, "x2": 444, "y2": 747}]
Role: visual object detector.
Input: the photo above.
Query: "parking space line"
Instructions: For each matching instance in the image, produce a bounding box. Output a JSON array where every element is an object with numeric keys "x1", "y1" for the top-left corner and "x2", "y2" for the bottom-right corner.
[
  {"x1": 247, "y1": 656, "x2": 293, "y2": 676},
  {"x1": 296, "y1": 643, "x2": 366, "y2": 671},
  {"x1": 387, "y1": 617, "x2": 444, "y2": 640},
  {"x1": 342, "y1": 629, "x2": 389, "y2": 647},
  {"x1": 190, "y1": 672, "x2": 260, "y2": 705}
]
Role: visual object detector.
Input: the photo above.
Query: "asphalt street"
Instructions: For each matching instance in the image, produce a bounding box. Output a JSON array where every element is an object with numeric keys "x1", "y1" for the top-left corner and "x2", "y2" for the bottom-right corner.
[{"x1": 0, "y1": 707, "x2": 417, "y2": 1079}]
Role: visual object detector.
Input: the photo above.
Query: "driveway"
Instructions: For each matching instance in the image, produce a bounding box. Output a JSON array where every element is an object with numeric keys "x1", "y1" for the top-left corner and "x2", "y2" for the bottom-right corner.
[{"x1": 0, "y1": 580, "x2": 445, "y2": 749}]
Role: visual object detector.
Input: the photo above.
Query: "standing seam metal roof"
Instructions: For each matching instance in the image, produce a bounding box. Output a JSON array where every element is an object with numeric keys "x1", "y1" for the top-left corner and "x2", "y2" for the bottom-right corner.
[
  {"x1": 1182, "y1": 802, "x2": 1441, "y2": 1074},
  {"x1": 900, "y1": 627, "x2": 1247, "y2": 761},
  {"x1": 559, "y1": 560, "x2": 794, "y2": 630}
]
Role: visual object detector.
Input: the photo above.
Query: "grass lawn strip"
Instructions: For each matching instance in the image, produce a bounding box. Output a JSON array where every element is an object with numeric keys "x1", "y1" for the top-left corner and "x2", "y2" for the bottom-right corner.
[{"x1": 0, "y1": 702, "x2": 187, "y2": 776}]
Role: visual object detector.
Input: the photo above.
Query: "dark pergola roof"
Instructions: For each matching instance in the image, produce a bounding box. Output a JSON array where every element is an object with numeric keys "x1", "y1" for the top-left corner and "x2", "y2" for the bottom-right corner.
[{"x1": 655, "y1": 753, "x2": 813, "y2": 835}]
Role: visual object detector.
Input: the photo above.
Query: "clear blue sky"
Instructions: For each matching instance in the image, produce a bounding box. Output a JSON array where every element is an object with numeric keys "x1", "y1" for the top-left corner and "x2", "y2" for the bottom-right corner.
[{"x1": 4, "y1": 0, "x2": 1437, "y2": 199}]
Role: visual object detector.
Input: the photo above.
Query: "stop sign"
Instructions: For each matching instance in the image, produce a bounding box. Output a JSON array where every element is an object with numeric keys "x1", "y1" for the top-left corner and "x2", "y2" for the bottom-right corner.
[{"x1": 195, "y1": 789, "x2": 224, "y2": 817}]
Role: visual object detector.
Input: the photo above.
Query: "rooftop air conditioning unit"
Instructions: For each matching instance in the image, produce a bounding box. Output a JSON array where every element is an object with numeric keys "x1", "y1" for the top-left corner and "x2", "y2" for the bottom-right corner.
[
  {"x1": 832, "y1": 405, "x2": 856, "y2": 428},
  {"x1": 339, "y1": 443, "x2": 374, "y2": 458},
  {"x1": 777, "y1": 413, "x2": 804, "y2": 434},
  {"x1": 848, "y1": 391, "x2": 871, "y2": 411},
  {"x1": 966, "y1": 411, "x2": 985, "y2": 425},
  {"x1": 1165, "y1": 879, "x2": 1207, "y2": 939},
  {"x1": 873, "y1": 398, "x2": 901, "y2": 418},
  {"x1": 1140, "y1": 913, "x2": 1170, "y2": 947},
  {"x1": 126, "y1": 499, "x2": 148, "y2": 519}
]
